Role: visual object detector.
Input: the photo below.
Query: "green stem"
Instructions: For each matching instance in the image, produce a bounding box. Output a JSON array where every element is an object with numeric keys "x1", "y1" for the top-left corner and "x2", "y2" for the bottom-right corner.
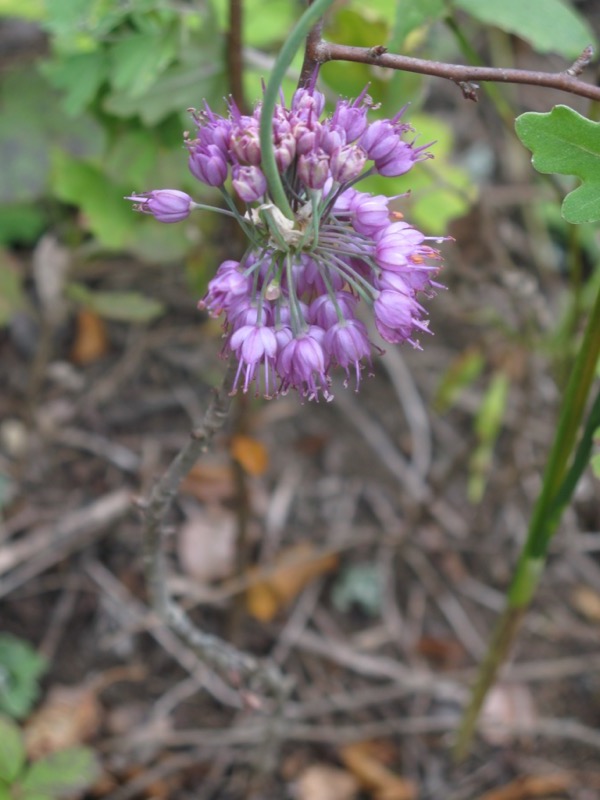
[
  {"x1": 259, "y1": 0, "x2": 335, "y2": 219},
  {"x1": 454, "y1": 279, "x2": 600, "y2": 761}
]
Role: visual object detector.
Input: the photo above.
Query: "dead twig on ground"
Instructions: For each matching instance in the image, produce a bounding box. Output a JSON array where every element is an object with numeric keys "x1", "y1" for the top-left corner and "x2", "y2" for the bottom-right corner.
[{"x1": 138, "y1": 358, "x2": 293, "y2": 706}]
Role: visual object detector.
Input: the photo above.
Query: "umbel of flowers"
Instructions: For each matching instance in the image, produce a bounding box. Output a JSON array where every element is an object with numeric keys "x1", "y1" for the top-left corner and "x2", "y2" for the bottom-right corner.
[{"x1": 127, "y1": 85, "x2": 445, "y2": 401}]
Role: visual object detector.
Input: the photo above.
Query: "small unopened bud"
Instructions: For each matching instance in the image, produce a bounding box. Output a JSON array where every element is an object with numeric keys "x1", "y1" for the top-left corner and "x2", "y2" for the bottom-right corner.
[
  {"x1": 265, "y1": 280, "x2": 281, "y2": 301},
  {"x1": 125, "y1": 189, "x2": 194, "y2": 223}
]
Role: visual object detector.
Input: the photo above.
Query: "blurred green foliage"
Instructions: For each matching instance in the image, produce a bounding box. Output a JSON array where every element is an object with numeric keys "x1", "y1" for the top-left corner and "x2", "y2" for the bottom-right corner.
[
  {"x1": 0, "y1": 715, "x2": 98, "y2": 800},
  {"x1": 0, "y1": 634, "x2": 47, "y2": 720}
]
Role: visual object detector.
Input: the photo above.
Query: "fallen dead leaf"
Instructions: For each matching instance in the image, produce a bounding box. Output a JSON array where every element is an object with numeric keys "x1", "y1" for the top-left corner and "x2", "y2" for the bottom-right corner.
[
  {"x1": 246, "y1": 542, "x2": 338, "y2": 622},
  {"x1": 70, "y1": 309, "x2": 109, "y2": 365},
  {"x1": 24, "y1": 683, "x2": 102, "y2": 759},
  {"x1": 480, "y1": 683, "x2": 537, "y2": 747},
  {"x1": 181, "y1": 459, "x2": 236, "y2": 503},
  {"x1": 178, "y1": 506, "x2": 237, "y2": 582},
  {"x1": 570, "y1": 585, "x2": 600, "y2": 623},
  {"x1": 339, "y1": 741, "x2": 417, "y2": 800},
  {"x1": 230, "y1": 434, "x2": 269, "y2": 476},
  {"x1": 415, "y1": 635, "x2": 465, "y2": 668},
  {"x1": 478, "y1": 773, "x2": 572, "y2": 800},
  {"x1": 296, "y1": 764, "x2": 359, "y2": 800}
]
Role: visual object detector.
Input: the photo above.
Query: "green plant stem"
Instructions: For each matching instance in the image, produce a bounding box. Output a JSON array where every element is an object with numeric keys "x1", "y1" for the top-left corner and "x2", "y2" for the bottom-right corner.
[
  {"x1": 259, "y1": 0, "x2": 335, "y2": 220},
  {"x1": 454, "y1": 280, "x2": 600, "y2": 761}
]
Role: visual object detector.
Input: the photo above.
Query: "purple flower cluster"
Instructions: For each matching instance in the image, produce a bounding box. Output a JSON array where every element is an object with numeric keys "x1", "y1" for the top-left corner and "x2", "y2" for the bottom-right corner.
[{"x1": 127, "y1": 85, "x2": 445, "y2": 401}]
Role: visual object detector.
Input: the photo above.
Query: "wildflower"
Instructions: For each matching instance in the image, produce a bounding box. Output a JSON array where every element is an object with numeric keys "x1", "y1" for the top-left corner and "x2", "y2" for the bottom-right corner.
[{"x1": 127, "y1": 83, "x2": 447, "y2": 401}]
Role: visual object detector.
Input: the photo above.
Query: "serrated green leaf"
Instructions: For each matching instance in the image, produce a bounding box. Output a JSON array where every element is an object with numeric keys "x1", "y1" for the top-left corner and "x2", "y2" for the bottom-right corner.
[
  {"x1": 0, "y1": 716, "x2": 25, "y2": 783},
  {"x1": 515, "y1": 105, "x2": 600, "y2": 224},
  {"x1": 42, "y1": 51, "x2": 109, "y2": 116},
  {"x1": 104, "y1": 59, "x2": 224, "y2": 125},
  {"x1": 109, "y1": 28, "x2": 178, "y2": 98},
  {"x1": 67, "y1": 283, "x2": 165, "y2": 322},
  {"x1": 40, "y1": 0, "x2": 136, "y2": 42},
  {"x1": 453, "y1": 0, "x2": 596, "y2": 58},
  {"x1": 103, "y1": 19, "x2": 224, "y2": 124},
  {"x1": 50, "y1": 150, "x2": 136, "y2": 248},
  {"x1": 19, "y1": 748, "x2": 99, "y2": 796},
  {"x1": 0, "y1": 635, "x2": 47, "y2": 719}
]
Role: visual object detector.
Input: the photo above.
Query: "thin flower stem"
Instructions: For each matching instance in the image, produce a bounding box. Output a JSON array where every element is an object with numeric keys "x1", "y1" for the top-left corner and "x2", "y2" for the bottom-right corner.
[
  {"x1": 259, "y1": 0, "x2": 335, "y2": 219},
  {"x1": 454, "y1": 281, "x2": 600, "y2": 761}
]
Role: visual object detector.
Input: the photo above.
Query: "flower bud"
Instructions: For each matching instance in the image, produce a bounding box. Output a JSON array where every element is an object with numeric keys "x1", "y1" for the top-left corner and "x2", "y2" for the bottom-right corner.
[
  {"x1": 188, "y1": 144, "x2": 228, "y2": 186},
  {"x1": 126, "y1": 189, "x2": 194, "y2": 223},
  {"x1": 330, "y1": 145, "x2": 367, "y2": 183},
  {"x1": 297, "y1": 149, "x2": 330, "y2": 190},
  {"x1": 232, "y1": 165, "x2": 267, "y2": 202}
]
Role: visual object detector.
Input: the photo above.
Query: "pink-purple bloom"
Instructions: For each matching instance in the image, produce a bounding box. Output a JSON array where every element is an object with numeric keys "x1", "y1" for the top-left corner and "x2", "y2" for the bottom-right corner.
[
  {"x1": 127, "y1": 83, "x2": 446, "y2": 401},
  {"x1": 126, "y1": 189, "x2": 194, "y2": 223}
]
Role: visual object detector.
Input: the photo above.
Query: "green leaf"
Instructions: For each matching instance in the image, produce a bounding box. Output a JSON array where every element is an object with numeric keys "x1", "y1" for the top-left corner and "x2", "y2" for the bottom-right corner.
[
  {"x1": 390, "y1": 0, "x2": 445, "y2": 50},
  {"x1": 0, "y1": 785, "x2": 14, "y2": 800},
  {"x1": 103, "y1": 20, "x2": 224, "y2": 124},
  {"x1": 323, "y1": 8, "x2": 389, "y2": 98},
  {"x1": 19, "y1": 748, "x2": 99, "y2": 796},
  {"x1": 0, "y1": 635, "x2": 47, "y2": 720},
  {"x1": 105, "y1": 130, "x2": 160, "y2": 188},
  {"x1": 42, "y1": 51, "x2": 109, "y2": 116},
  {"x1": 468, "y1": 371, "x2": 510, "y2": 503},
  {"x1": 0, "y1": 716, "x2": 25, "y2": 783},
  {"x1": 67, "y1": 283, "x2": 165, "y2": 322},
  {"x1": 0, "y1": 206, "x2": 47, "y2": 247},
  {"x1": 0, "y1": 254, "x2": 26, "y2": 327},
  {"x1": 332, "y1": 564, "x2": 382, "y2": 617},
  {"x1": 452, "y1": 0, "x2": 596, "y2": 58},
  {"x1": 515, "y1": 106, "x2": 600, "y2": 224},
  {"x1": 109, "y1": 28, "x2": 178, "y2": 98},
  {"x1": 0, "y1": 0, "x2": 46, "y2": 20},
  {"x1": 0, "y1": 67, "x2": 104, "y2": 204},
  {"x1": 50, "y1": 150, "x2": 137, "y2": 248},
  {"x1": 434, "y1": 348, "x2": 485, "y2": 413}
]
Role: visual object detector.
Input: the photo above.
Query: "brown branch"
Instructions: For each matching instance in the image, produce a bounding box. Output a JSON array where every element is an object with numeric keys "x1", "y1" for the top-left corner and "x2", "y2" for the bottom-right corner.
[
  {"x1": 309, "y1": 40, "x2": 600, "y2": 103},
  {"x1": 226, "y1": 0, "x2": 246, "y2": 111},
  {"x1": 140, "y1": 358, "x2": 292, "y2": 703},
  {"x1": 298, "y1": 14, "x2": 324, "y2": 88}
]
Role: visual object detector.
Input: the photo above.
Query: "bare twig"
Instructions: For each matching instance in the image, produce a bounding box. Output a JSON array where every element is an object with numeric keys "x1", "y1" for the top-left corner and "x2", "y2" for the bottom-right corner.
[
  {"x1": 227, "y1": 0, "x2": 246, "y2": 111},
  {"x1": 139, "y1": 359, "x2": 292, "y2": 703},
  {"x1": 308, "y1": 41, "x2": 600, "y2": 102}
]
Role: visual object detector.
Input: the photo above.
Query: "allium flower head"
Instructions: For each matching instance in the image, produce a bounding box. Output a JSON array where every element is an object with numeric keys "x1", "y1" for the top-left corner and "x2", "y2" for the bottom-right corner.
[{"x1": 127, "y1": 84, "x2": 446, "y2": 401}]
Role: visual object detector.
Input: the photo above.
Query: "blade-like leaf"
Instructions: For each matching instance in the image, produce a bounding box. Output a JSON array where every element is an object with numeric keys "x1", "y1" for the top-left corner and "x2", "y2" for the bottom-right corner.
[
  {"x1": 67, "y1": 283, "x2": 165, "y2": 323},
  {"x1": 515, "y1": 105, "x2": 600, "y2": 224}
]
